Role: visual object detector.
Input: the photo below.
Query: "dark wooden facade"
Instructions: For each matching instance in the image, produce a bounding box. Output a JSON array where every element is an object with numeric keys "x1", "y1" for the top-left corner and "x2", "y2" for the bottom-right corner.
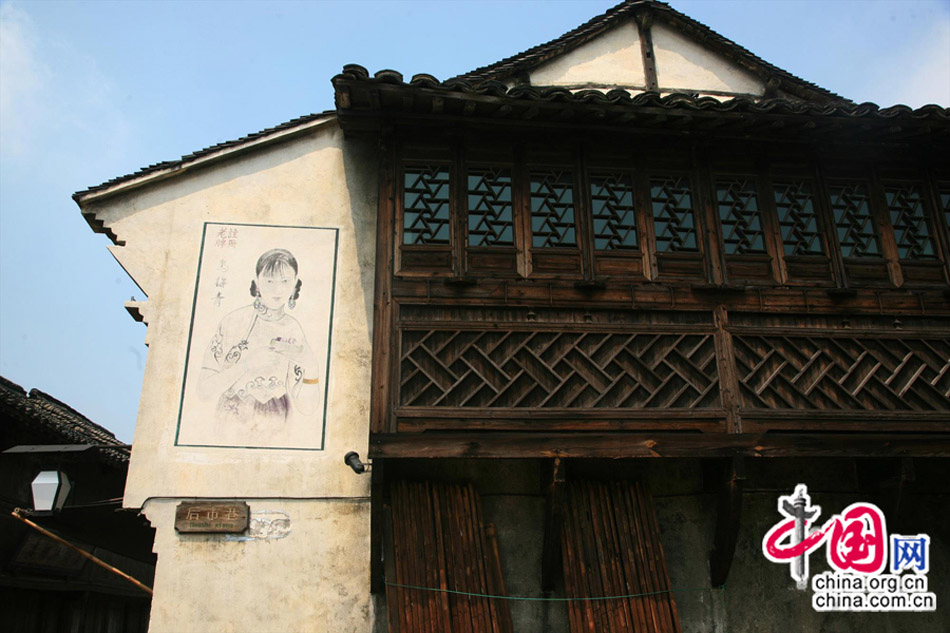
[
  {"x1": 333, "y1": 20, "x2": 950, "y2": 626},
  {"x1": 353, "y1": 113, "x2": 950, "y2": 458}
]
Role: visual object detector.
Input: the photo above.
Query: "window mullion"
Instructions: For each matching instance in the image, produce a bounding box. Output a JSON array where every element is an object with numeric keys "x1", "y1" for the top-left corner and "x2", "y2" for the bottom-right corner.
[
  {"x1": 813, "y1": 161, "x2": 848, "y2": 288},
  {"x1": 757, "y1": 165, "x2": 787, "y2": 285},
  {"x1": 695, "y1": 145, "x2": 725, "y2": 285},
  {"x1": 869, "y1": 166, "x2": 905, "y2": 287},
  {"x1": 575, "y1": 144, "x2": 596, "y2": 282},
  {"x1": 453, "y1": 141, "x2": 466, "y2": 278},
  {"x1": 514, "y1": 144, "x2": 531, "y2": 277},
  {"x1": 634, "y1": 155, "x2": 659, "y2": 281}
]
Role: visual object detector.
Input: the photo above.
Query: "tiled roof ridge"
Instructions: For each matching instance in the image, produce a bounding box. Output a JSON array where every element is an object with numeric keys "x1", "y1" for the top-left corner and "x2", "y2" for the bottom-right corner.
[
  {"x1": 74, "y1": 110, "x2": 336, "y2": 202},
  {"x1": 335, "y1": 66, "x2": 950, "y2": 120},
  {"x1": 451, "y1": 0, "x2": 849, "y2": 104},
  {"x1": 0, "y1": 375, "x2": 129, "y2": 465},
  {"x1": 27, "y1": 388, "x2": 123, "y2": 446}
]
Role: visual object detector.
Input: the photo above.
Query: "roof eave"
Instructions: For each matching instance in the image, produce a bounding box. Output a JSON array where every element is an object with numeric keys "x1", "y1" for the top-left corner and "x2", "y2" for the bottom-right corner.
[
  {"x1": 74, "y1": 113, "x2": 337, "y2": 209},
  {"x1": 333, "y1": 69, "x2": 949, "y2": 145}
]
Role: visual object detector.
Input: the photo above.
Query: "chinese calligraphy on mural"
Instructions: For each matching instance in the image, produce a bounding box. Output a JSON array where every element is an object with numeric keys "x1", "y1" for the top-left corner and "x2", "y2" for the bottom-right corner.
[{"x1": 176, "y1": 223, "x2": 338, "y2": 450}]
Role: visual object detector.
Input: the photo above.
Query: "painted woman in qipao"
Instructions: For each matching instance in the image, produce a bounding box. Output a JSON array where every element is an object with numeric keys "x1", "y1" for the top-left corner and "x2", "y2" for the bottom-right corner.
[{"x1": 198, "y1": 249, "x2": 319, "y2": 429}]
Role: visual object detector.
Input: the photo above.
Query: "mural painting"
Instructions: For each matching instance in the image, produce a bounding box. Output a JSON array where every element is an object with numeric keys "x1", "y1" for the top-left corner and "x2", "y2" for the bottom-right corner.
[{"x1": 176, "y1": 223, "x2": 337, "y2": 449}]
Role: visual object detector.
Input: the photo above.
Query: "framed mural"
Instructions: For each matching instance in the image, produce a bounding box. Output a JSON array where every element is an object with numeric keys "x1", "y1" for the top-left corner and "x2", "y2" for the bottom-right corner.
[{"x1": 175, "y1": 222, "x2": 338, "y2": 450}]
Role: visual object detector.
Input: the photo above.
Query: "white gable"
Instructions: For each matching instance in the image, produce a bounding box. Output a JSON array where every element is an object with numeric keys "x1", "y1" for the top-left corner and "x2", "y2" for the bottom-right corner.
[
  {"x1": 528, "y1": 21, "x2": 645, "y2": 88},
  {"x1": 524, "y1": 18, "x2": 767, "y2": 99},
  {"x1": 651, "y1": 22, "x2": 765, "y2": 96}
]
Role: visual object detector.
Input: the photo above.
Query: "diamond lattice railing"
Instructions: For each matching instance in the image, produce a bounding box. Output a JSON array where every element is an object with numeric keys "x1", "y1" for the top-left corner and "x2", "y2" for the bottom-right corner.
[
  {"x1": 733, "y1": 334, "x2": 950, "y2": 411},
  {"x1": 400, "y1": 329, "x2": 721, "y2": 409}
]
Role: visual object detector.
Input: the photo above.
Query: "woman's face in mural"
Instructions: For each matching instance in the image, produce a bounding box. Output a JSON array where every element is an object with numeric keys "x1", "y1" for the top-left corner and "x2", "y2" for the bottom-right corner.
[{"x1": 257, "y1": 265, "x2": 297, "y2": 311}]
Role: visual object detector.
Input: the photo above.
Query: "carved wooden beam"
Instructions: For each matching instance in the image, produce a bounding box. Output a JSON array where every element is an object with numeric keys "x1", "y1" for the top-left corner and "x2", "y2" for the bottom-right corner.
[{"x1": 369, "y1": 432, "x2": 950, "y2": 459}]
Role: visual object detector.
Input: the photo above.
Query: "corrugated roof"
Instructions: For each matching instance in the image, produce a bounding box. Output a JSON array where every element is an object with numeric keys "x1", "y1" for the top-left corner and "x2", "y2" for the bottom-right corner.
[{"x1": 453, "y1": 0, "x2": 850, "y2": 104}]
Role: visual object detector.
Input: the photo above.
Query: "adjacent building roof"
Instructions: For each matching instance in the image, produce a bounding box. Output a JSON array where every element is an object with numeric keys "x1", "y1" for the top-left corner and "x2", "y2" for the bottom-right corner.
[{"x1": 0, "y1": 376, "x2": 129, "y2": 466}]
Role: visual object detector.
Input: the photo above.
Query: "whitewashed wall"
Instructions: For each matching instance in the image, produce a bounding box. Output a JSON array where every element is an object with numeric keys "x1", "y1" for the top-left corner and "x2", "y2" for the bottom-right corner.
[{"x1": 80, "y1": 118, "x2": 378, "y2": 632}]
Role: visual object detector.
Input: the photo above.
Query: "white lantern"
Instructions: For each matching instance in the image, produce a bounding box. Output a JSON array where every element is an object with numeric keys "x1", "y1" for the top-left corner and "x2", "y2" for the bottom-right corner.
[{"x1": 31, "y1": 470, "x2": 72, "y2": 513}]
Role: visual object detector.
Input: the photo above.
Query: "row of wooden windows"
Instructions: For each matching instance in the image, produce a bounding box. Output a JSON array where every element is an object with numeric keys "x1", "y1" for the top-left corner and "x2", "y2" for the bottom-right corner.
[{"x1": 398, "y1": 161, "x2": 950, "y2": 287}]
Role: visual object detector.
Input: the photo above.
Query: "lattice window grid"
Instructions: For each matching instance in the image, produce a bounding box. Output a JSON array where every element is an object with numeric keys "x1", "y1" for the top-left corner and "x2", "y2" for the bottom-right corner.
[
  {"x1": 590, "y1": 172, "x2": 638, "y2": 250},
  {"x1": 403, "y1": 166, "x2": 451, "y2": 245},
  {"x1": 828, "y1": 183, "x2": 881, "y2": 258},
  {"x1": 886, "y1": 185, "x2": 936, "y2": 259},
  {"x1": 773, "y1": 181, "x2": 824, "y2": 256},
  {"x1": 716, "y1": 179, "x2": 766, "y2": 255},
  {"x1": 650, "y1": 176, "x2": 698, "y2": 252},
  {"x1": 467, "y1": 168, "x2": 514, "y2": 247},
  {"x1": 530, "y1": 170, "x2": 577, "y2": 248}
]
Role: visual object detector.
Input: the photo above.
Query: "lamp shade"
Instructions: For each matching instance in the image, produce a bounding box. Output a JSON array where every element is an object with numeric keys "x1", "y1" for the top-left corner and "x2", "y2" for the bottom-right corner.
[{"x1": 31, "y1": 470, "x2": 72, "y2": 512}]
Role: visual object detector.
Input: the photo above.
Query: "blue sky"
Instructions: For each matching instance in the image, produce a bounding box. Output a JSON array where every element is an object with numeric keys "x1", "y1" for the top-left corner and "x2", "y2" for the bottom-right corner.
[{"x1": 1, "y1": 0, "x2": 948, "y2": 442}]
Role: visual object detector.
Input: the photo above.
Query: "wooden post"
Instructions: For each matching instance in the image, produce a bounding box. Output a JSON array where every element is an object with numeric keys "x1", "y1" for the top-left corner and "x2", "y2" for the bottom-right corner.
[
  {"x1": 713, "y1": 306, "x2": 741, "y2": 434},
  {"x1": 709, "y1": 457, "x2": 746, "y2": 587},
  {"x1": 541, "y1": 457, "x2": 566, "y2": 593},
  {"x1": 370, "y1": 460, "x2": 386, "y2": 595},
  {"x1": 370, "y1": 130, "x2": 396, "y2": 433}
]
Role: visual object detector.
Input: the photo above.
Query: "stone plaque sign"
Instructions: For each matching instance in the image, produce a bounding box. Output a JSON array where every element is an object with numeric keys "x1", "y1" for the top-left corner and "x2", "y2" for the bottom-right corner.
[{"x1": 175, "y1": 501, "x2": 250, "y2": 533}]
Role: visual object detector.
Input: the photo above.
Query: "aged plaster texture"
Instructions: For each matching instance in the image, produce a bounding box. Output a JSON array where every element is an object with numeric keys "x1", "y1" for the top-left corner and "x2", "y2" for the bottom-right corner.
[
  {"x1": 81, "y1": 117, "x2": 378, "y2": 632},
  {"x1": 529, "y1": 21, "x2": 645, "y2": 89},
  {"x1": 83, "y1": 119, "x2": 377, "y2": 503},
  {"x1": 143, "y1": 499, "x2": 372, "y2": 633},
  {"x1": 651, "y1": 22, "x2": 765, "y2": 97}
]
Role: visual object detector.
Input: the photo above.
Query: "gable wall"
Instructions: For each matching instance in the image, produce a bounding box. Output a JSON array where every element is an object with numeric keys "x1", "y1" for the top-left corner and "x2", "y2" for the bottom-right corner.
[
  {"x1": 524, "y1": 19, "x2": 767, "y2": 99},
  {"x1": 528, "y1": 20, "x2": 645, "y2": 88},
  {"x1": 81, "y1": 120, "x2": 379, "y2": 632},
  {"x1": 652, "y1": 21, "x2": 765, "y2": 96}
]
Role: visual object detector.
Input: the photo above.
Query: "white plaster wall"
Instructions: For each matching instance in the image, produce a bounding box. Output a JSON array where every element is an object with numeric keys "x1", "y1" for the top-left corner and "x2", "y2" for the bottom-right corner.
[
  {"x1": 84, "y1": 119, "x2": 377, "y2": 505},
  {"x1": 651, "y1": 22, "x2": 765, "y2": 96},
  {"x1": 529, "y1": 21, "x2": 645, "y2": 88},
  {"x1": 80, "y1": 118, "x2": 378, "y2": 632},
  {"x1": 143, "y1": 498, "x2": 372, "y2": 632}
]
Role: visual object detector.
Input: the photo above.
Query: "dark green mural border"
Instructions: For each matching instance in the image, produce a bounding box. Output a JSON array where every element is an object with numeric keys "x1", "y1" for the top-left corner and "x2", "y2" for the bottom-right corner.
[{"x1": 174, "y1": 221, "x2": 339, "y2": 451}]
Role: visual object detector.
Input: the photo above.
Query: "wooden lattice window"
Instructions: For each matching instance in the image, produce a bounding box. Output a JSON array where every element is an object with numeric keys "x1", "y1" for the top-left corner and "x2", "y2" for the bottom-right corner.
[
  {"x1": 468, "y1": 167, "x2": 514, "y2": 247},
  {"x1": 590, "y1": 172, "x2": 638, "y2": 250},
  {"x1": 530, "y1": 170, "x2": 577, "y2": 247},
  {"x1": 403, "y1": 165, "x2": 452, "y2": 245},
  {"x1": 650, "y1": 176, "x2": 698, "y2": 252},
  {"x1": 773, "y1": 181, "x2": 824, "y2": 256},
  {"x1": 716, "y1": 178, "x2": 765, "y2": 255},
  {"x1": 885, "y1": 184, "x2": 936, "y2": 259},
  {"x1": 828, "y1": 183, "x2": 881, "y2": 258}
]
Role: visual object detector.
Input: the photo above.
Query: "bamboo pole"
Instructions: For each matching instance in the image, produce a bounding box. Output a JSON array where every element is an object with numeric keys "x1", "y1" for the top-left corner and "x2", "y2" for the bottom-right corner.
[{"x1": 10, "y1": 508, "x2": 153, "y2": 596}]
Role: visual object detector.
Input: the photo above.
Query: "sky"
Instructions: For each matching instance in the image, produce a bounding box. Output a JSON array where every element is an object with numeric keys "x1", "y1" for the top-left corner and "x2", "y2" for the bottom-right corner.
[{"x1": 1, "y1": 0, "x2": 948, "y2": 443}]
